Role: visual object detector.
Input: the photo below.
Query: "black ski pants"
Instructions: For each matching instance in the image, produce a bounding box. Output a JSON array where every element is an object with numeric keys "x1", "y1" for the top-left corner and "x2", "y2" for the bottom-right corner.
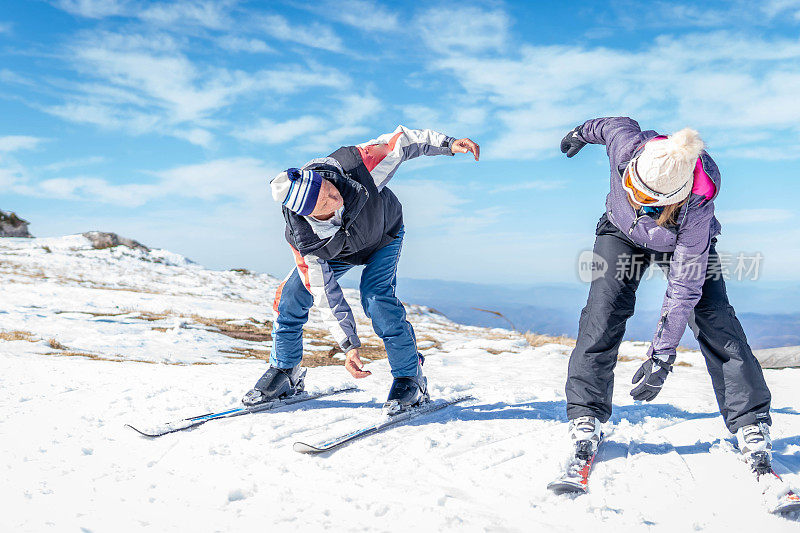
[{"x1": 565, "y1": 215, "x2": 772, "y2": 433}]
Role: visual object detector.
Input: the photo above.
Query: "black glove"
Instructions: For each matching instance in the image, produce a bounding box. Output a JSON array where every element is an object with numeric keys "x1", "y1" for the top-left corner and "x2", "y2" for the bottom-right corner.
[
  {"x1": 630, "y1": 353, "x2": 676, "y2": 401},
  {"x1": 560, "y1": 126, "x2": 587, "y2": 158}
]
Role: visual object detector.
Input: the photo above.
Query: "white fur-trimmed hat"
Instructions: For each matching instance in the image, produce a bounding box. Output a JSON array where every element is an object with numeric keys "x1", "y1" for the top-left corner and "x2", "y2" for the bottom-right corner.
[{"x1": 626, "y1": 128, "x2": 704, "y2": 207}]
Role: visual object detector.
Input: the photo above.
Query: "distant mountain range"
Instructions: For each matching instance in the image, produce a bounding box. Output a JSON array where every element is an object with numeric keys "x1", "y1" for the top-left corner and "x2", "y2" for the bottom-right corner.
[{"x1": 383, "y1": 278, "x2": 800, "y2": 350}]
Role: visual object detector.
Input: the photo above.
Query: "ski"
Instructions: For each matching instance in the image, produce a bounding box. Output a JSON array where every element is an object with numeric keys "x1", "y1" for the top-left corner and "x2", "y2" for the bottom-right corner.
[
  {"x1": 764, "y1": 468, "x2": 800, "y2": 515},
  {"x1": 293, "y1": 395, "x2": 473, "y2": 454},
  {"x1": 126, "y1": 386, "x2": 358, "y2": 438},
  {"x1": 745, "y1": 452, "x2": 800, "y2": 515},
  {"x1": 547, "y1": 433, "x2": 604, "y2": 495}
]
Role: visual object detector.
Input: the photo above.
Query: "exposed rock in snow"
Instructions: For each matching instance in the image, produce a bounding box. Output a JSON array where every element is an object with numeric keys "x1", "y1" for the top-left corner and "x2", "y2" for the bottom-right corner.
[
  {"x1": 82, "y1": 231, "x2": 150, "y2": 252},
  {"x1": 0, "y1": 209, "x2": 32, "y2": 237},
  {"x1": 755, "y1": 346, "x2": 800, "y2": 369}
]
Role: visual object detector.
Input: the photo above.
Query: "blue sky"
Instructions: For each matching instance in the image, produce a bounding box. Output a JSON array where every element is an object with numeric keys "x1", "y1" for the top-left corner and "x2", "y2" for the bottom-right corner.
[{"x1": 2, "y1": 0, "x2": 800, "y2": 284}]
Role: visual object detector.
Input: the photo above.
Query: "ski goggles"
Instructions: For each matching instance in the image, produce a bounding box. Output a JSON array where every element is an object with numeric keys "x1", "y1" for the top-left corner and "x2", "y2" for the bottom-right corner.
[{"x1": 622, "y1": 158, "x2": 688, "y2": 206}]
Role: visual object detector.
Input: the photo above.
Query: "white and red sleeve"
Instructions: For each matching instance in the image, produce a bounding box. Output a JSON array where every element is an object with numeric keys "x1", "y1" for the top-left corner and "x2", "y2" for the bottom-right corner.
[{"x1": 356, "y1": 125, "x2": 455, "y2": 191}]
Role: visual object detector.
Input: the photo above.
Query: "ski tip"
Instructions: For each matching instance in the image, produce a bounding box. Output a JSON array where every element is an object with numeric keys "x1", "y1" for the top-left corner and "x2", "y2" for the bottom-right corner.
[
  {"x1": 293, "y1": 441, "x2": 325, "y2": 454},
  {"x1": 771, "y1": 491, "x2": 800, "y2": 515},
  {"x1": 546, "y1": 480, "x2": 588, "y2": 495},
  {"x1": 773, "y1": 503, "x2": 800, "y2": 515},
  {"x1": 125, "y1": 424, "x2": 159, "y2": 438}
]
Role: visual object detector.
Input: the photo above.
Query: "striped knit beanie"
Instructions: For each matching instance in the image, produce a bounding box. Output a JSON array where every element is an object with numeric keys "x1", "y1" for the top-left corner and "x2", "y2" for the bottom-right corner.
[{"x1": 270, "y1": 168, "x2": 323, "y2": 216}]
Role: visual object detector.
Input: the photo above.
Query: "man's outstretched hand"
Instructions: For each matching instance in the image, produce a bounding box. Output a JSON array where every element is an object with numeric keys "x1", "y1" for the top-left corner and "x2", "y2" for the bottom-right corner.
[
  {"x1": 452, "y1": 138, "x2": 480, "y2": 161},
  {"x1": 345, "y1": 348, "x2": 372, "y2": 379}
]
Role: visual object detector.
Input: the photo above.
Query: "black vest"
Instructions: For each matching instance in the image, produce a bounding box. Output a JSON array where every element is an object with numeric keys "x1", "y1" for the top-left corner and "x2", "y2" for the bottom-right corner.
[{"x1": 282, "y1": 146, "x2": 404, "y2": 265}]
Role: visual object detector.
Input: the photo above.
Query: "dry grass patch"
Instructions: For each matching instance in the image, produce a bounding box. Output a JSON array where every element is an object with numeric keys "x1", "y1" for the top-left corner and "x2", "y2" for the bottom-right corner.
[
  {"x1": 524, "y1": 332, "x2": 577, "y2": 348},
  {"x1": 219, "y1": 346, "x2": 349, "y2": 368},
  {"x1": 54, "y1": 310, "x2": 131, "y2": 318},
  {"x1": 220, "y1": 347, "x2": 271, "y2": 360},
  {"x1": 0, "y1": 330, "x2": 37, "y2": 342},
  {"x1": 47, "y1": 338, "x2": 68, "y2": 350},
  {"x1": 195, "y1": 317, "x2": 273, "y2": 342},
  {"x1": 126, "y1": 310, "x2": 274, "y2": 342},
  {"x1": 134, "y1": 310, "x2": 174, "y2": 322},
  {"x1": 43, "y1": 349, "x2": 216, "y2": 366},
  {"x1": 415, "y1": 335, "x2": 442, "y2": 350}
]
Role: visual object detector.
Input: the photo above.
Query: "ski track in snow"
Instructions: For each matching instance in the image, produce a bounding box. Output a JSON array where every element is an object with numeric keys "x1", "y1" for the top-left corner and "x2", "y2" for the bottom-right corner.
[{"x1": 1, "y1": 235, "x2": 800, "y2": 532}]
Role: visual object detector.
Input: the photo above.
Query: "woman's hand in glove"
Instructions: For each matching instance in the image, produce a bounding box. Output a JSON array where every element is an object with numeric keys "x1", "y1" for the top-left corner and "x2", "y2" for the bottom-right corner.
[
  {"x1": 560, "y1": 126, "x2": 587, "y2": 158},
  {"x1": 630, "y1": 353, "x2": 676, "y2": 401}
]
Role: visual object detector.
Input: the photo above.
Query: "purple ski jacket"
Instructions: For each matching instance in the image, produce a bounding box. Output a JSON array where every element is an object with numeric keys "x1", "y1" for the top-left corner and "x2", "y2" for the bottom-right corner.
[{"x1": 578, "y1": 117, "x2": 722, "y2": 358}]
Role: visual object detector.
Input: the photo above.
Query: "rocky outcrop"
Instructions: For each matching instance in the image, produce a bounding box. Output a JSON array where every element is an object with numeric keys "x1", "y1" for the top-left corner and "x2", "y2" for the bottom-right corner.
[
  {"x1": 0, "y1": 210, "x2": 33, "y2": 238},
  {"x1": 754, "y1": 346, "x2": 800, "y2": 369},
  {"x1": 82, "y1": 232, "x2": 150, "y2": 252}
]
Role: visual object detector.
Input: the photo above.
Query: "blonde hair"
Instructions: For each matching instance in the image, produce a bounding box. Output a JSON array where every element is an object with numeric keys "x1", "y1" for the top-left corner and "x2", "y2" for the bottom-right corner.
[
  {"x1": 656, "y1": 199, "x2": 687, "y2": 227},
  {"x1": 626, "y1": 196, "x2": 688, "y2": 227}
]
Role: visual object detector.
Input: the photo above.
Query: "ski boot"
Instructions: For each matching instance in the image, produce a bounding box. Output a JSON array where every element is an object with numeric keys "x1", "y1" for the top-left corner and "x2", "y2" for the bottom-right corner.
[
  {"x1": 737, "y1": 422, "x2": 772, "y2": 475},
  {"x1": 241, "y1": 365, "x2": 307, "y2": 407},
  {"x1": 383, "y1": 364, "x2": 429, "y2": 416},
  {"x1": 568, "y1": 416, "x2": 602, "y2": 461}
]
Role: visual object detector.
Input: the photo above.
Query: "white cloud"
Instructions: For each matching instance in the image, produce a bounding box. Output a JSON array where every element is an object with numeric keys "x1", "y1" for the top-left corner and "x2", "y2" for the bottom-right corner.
[
  {"x1": 402, "y1": 104, "x2": 488, "y2": 138},
  {"x1": 235, "y1": 116, "x2": 325, "y2": 144},
  {"x1": 718, "y1": 145, "x2": 800, "y2": 161},
  {"x1": 0, "y1": 69, "x2": 33, "y2": 86},
  {"x1": 153, "y1": 158, "x2": 274, "y2": 201},
  {"x1": 391, "y1": 179, "x2": 466, "y2": 229},
  {"x1": 0, "y1": 136, "x2": 44, "y2": 152},
  {"x1": 217, "y1": 36, "x2": 274, "y2": 54},
  {"x1": 716, "y1": 209, "x2": 794, "y2": 225},
  {"x1": 256, "y1": 14, "x2": 345, "y2": 53},
  {"x1": 53, "y1": 0, "x2": 131, "y2": 18},
  {"x1": 23, "y1": 158, "x2": 276, "y2": 207},
  {"x1": 0, "y1": 21, "x2": 12, "y2": 34},
  {"x1": 138, "y1": 0, "x2": 235, "y2": 30},
  {"x1": 762, "y1": 0, "x2": 800, "y2": 18},
  {"x1": 0, "y1": 138, "x2": 42, "y2": 192},
  {"x1": 40, "y1": 156, "x2": 105, "y2": 172},
  {"x1": 36, "y1": 176, "x2": 157, "y2": 206},
  {"x1": 46, "y1": 101, "x2": 160, "y2": 134},
  {"x1": 312, "y1": 0, "x2": 400, "y2": 32},
  {"x1": 44, "y1": 30, "x2": 347, "y2": 142},
  {"x1": 295, "y1": 93, "x2": 384, "y2": 153},
  {"x1": 424, "y1": 29, "x2": 800, "y2": 159},
  {"x1": 417, "y1": 6, "x2": 509, "y2": 54},
  {"x1": 53, "y1": 0, "x2": 237, "y2": 29},
  {"x1": 0, "y1": 165, "x2": 27, "y2": 189},
  {"x1": 172, "y1": 128, "x2": 215, "y2": 148},
  {"x1": 491, "y1": 180, "x2": 567, "y2": 193}
]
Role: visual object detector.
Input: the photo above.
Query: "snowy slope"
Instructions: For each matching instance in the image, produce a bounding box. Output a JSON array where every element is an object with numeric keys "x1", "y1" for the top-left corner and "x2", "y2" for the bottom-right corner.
[{"x1": 1, "y1": 235, "x2": 800, "y2": 532}]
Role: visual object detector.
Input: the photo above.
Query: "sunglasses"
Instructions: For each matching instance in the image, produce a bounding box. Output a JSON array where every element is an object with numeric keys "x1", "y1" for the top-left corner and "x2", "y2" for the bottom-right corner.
[{"x1": 623, "y1": 159, "x2": 687, "y2": 206}]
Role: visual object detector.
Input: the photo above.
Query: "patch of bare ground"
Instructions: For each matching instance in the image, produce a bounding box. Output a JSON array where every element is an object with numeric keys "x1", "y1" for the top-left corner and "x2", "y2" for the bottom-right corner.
[{"x1": 0, "y1": 330, "x2": 37, "y2": 342}]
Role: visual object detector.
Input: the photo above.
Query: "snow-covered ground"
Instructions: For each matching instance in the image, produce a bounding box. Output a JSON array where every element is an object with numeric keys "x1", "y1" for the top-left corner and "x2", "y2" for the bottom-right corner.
[{"x1": 1, "y1": 235, "x2": 799, "y2": 532}]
